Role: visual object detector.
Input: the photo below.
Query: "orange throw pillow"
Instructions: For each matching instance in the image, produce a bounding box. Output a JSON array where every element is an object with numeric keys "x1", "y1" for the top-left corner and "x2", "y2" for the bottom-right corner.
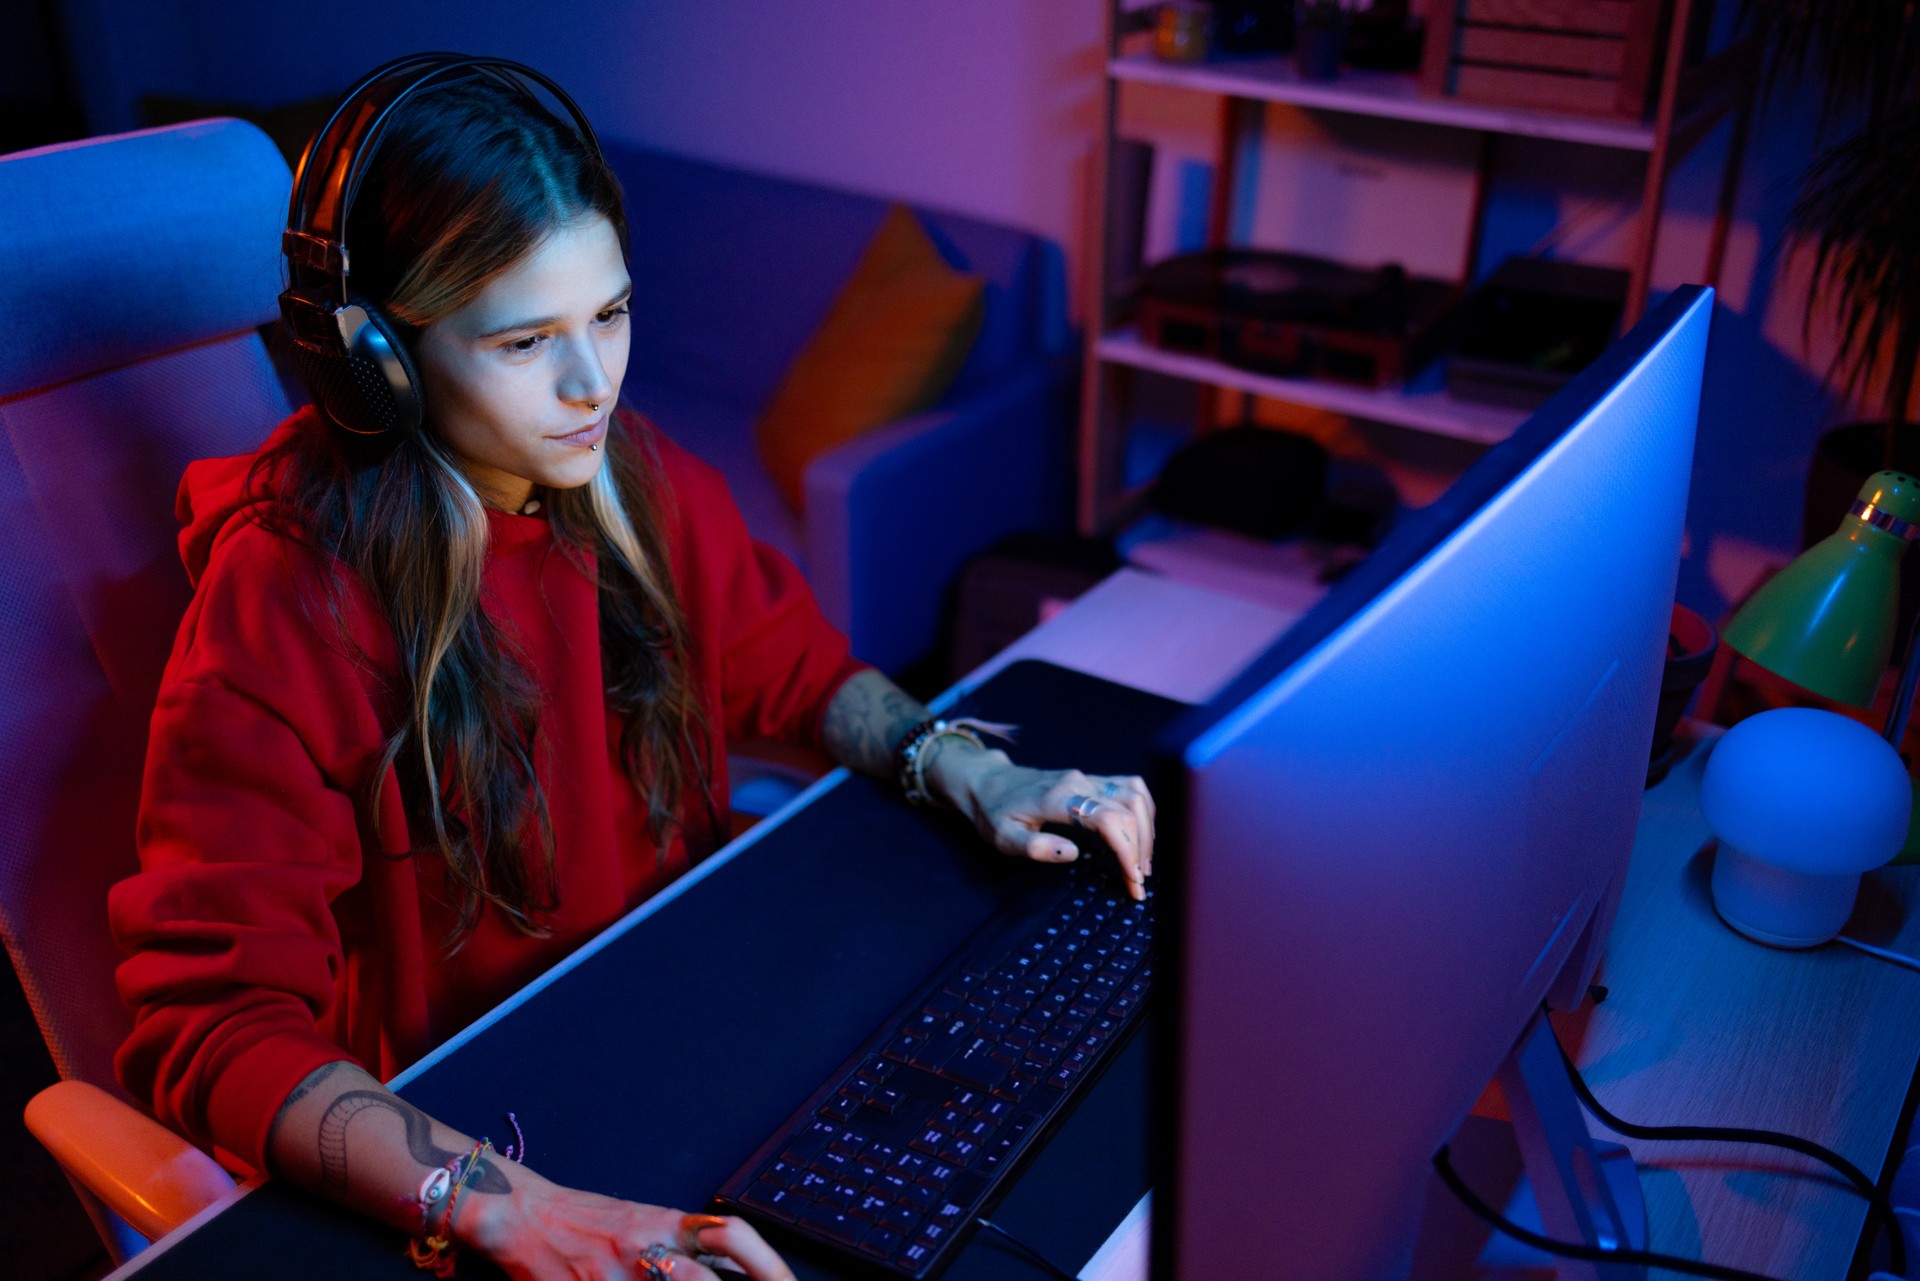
[{"x1": 754, "y1": 205, "x2": 985, "y2": 513}]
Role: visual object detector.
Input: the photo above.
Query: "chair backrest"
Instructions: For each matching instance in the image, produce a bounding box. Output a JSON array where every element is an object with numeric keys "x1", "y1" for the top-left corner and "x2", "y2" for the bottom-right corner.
[{"x1": 0, "y1": 118, "x2": 293, "y2": 1094}]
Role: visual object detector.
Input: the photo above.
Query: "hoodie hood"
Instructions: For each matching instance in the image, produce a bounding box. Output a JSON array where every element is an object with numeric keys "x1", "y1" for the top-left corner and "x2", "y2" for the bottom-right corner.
[{"x1": 175, "y1": 406, "x2": 322, "y2": 588}]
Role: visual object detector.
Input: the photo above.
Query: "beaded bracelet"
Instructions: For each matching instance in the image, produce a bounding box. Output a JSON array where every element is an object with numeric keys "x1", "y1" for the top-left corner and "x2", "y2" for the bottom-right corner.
[
  {"x1": 894, "y1": 716, "x2": 1018, "y2": 807},
  {"x1": 406, "y1": 1138, "x2": 491, "y2": 1277}
]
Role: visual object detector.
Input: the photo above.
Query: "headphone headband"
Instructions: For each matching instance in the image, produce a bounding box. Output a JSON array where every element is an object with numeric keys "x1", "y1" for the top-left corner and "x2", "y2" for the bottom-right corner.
[
  {"x1": 277, "y1": 53, "x2": 615, "y2": 437},
  {"x1": 284, "y1": 52, "x2": 611, "y2": 304}
]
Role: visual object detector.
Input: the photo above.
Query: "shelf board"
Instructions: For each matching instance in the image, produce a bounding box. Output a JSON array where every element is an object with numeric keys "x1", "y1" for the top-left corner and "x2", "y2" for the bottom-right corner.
[
  {"x1": 1109, "y1": 52, "x2": 1660, "y2": 151},
  {"x1": 1096, "y1": 329, "x2": 1528, "y2": 445}
]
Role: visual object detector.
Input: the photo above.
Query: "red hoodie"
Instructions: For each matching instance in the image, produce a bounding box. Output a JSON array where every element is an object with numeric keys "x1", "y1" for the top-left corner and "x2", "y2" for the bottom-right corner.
[{"x1": 109, "y1": 405, "x2": 868, "y2": 1174}]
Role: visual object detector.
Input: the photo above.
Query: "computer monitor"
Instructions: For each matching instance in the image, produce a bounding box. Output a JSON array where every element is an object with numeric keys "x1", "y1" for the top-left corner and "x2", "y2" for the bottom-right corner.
[{"x1": 1153, "y1": 286, "x2": 1714, "y2": 1278}]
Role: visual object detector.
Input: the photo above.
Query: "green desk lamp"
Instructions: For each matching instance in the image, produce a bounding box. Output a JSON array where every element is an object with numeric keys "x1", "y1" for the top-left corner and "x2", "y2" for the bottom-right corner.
[
  {"x1": 1705, "y1": 471, "x2": 1920, "y2": 946},
  {"x1": 1723, "y1": 471, "x2": 1920, "y2": 710}
]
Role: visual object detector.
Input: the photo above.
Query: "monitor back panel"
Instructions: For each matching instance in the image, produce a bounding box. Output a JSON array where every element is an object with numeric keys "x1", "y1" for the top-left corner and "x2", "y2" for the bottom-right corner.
[{"x1": 1165, "y1": 288, "x2": 1712, "y2": 1279}]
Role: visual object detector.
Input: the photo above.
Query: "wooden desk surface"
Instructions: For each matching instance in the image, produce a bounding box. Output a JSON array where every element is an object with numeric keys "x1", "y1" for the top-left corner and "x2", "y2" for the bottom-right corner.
[{"x1": 1559, "y1": 725, "x2": 1920, "y2": 1279}]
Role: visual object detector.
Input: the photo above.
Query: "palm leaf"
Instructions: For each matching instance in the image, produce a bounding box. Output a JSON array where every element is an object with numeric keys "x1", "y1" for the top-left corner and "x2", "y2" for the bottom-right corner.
[
  {"x1": 1740, "y1": 0, "x2": 1920, "y2": 131},
  {"x1": 1789, "y1": 106, "x2": 1920, "y2": 430}
]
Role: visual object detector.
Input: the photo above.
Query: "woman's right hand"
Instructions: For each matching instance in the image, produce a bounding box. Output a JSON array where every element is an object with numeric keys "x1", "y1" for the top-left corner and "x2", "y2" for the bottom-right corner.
[{"x1": 458, "y1": 1167, "x2": 796, "y2": 1281}]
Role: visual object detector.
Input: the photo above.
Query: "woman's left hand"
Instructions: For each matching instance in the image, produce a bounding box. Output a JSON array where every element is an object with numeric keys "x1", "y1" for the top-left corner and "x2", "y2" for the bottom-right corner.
[{"x1": 929, "y1": 749, "x2": 1157, "y2": 901}]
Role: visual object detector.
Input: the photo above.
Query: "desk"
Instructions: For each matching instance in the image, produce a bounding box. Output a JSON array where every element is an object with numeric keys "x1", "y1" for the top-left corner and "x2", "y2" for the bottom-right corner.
[{"x1": 105, "y1": 570, "x2": 1920, "y2": 1280}]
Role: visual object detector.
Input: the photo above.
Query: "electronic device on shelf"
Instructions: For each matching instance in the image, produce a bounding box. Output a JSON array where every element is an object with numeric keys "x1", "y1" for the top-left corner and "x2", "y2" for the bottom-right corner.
[
  {"x1": 1447, "y1": 255, "x2": 1630, "y2": 409},
  {"x1": 712, "y1": 864, "x2": 1154, "y2": 1279},
  {"x1": 1153, "y1": 286, "x2": 1712, "y2": 1276},
  {"x1": 1135, "y1": 248, "x2": 1460, "y2": 388}
]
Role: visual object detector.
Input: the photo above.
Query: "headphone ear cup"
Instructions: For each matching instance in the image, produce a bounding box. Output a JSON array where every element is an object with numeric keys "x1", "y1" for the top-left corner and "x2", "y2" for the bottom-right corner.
[{"x1": 287, "y1": 298, "x2": 425, "y2": 436}]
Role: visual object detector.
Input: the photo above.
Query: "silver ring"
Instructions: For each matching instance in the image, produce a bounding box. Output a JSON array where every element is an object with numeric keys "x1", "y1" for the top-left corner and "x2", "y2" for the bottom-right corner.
[
  {"x1": 638, "y1": 1242, "x2": 677, "y2": 1279},
  {"x1": 1067, "y1": 794, "x2": 1102, "y2": 827}
]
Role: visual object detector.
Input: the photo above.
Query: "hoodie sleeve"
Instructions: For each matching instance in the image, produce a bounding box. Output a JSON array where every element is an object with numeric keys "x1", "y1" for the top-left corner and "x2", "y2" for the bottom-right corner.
[
  {"x1": 632, "y1": 412, "x2": 871, "y2": 750},
  {"x1": 110, "y1": 520, "x2": 389, "y2": 1174}
]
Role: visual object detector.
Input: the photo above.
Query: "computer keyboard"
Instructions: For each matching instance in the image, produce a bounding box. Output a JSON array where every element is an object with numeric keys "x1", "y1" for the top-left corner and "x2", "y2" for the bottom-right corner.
[{"x1": 711, "y1": 865, "x2": 1155, "y2": 1278}]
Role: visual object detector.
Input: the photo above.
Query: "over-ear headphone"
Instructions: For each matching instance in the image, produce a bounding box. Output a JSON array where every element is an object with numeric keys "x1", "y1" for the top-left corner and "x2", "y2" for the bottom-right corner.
[{"x1": 278, "y1": 53, "x2": 614, "y2": 437}]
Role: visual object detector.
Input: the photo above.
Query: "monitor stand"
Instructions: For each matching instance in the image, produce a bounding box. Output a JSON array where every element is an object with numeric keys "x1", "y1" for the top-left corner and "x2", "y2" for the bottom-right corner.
[{"x1": 1482, "y1": 1011, "x2": 1648, "y2": 1281}]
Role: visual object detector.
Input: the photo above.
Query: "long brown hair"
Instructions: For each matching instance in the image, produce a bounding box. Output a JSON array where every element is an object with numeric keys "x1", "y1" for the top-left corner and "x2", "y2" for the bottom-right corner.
[{"x1": 255, "y1": 72, "x2": 716, "y2": 948}]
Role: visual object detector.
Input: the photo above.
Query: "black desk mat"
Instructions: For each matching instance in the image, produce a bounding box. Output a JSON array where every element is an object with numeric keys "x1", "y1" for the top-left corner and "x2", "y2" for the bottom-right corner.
[{"x1": 125, "y1": 660, "x2": 1188, "y2": 1279}]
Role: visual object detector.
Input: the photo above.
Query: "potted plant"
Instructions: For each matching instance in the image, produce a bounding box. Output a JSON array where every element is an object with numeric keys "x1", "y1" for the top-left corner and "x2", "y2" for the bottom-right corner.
[{"x1": 1744, "y1": 3, "x2": 1920, "y2": 625}]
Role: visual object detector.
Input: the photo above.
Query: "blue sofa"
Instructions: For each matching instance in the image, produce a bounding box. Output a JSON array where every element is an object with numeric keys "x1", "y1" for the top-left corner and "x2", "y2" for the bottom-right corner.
[{"x1": 603, "y1": 141, "x2": 1076, "y2": 675}]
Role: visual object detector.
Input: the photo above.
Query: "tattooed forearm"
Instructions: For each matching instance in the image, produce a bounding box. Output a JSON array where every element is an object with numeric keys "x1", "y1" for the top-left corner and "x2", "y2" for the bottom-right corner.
[
  {"x1": 315, "y1": 1089, "x2": 512, "y2": 1195},
  {"x1": 265, "y1": 1060, "x2": 345, "y2": 1162},
  {"x1": 820, "y1": 670, "x2": 928, "y2": 778}
]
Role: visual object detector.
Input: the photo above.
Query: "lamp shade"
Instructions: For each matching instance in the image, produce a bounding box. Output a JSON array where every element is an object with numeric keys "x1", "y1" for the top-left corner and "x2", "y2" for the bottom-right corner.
[{"x1": 1722, "y1": 471, "x2": 1920, "y2": 707}]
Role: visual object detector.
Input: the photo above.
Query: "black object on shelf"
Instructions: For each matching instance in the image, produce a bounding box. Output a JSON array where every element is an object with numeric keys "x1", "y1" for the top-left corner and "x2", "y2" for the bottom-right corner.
[
  {"x1": 1212, "y1": 0, "x2": 1293, "y2": 55},
  {"x1": 1137, "y1": 248, "x2": 1461, "y2": 389},
  {"x1": 1448, "y1": 257, "x2": 1630, "y2": 410},
  {"x1": 1344, "y1": 0, "x2": 1425, "y2": 72},
  {"x1": 1151, "y1": 426, "x2": 1329, "y2": 542},
  {"x1": 1148, "y1": 426, "x2": 1401, "y2": 550}
]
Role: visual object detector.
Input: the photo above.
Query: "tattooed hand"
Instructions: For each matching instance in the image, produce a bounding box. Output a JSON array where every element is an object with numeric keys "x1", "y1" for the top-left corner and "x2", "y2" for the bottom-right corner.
[{"x1": 267, "y1": 1061, "x2": 795, "y2": 1280}]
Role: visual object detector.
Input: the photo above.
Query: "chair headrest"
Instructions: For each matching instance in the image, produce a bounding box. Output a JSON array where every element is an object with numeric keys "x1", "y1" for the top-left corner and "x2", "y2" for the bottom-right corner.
[{"x1": 0, "y1": 118, "x2": 291, "y2": 400}]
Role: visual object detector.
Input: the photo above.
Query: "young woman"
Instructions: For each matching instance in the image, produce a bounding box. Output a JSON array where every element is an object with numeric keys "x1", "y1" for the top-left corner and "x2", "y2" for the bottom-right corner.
[{"x1": 109, "y1": 66, "x2": 1156, "y2": 1281}]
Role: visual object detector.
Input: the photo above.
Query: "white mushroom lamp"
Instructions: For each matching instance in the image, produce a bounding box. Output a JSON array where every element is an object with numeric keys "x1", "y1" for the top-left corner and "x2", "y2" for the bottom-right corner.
[{"x1": 1707, "y1": 471, "x2": 1920, "y2": 946}]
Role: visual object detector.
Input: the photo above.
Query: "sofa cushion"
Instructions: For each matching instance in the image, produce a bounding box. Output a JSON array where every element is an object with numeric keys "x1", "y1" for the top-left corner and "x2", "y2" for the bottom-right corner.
[
  {"x1": 753, "y1": 205, "x2": 983, "y2": 514},
  {"x1": 602, "y1": 142, "x2": 1063, "y2": 411},
  {"x1": 624, "y1": 379, "x2": 806, "y2": 573}
]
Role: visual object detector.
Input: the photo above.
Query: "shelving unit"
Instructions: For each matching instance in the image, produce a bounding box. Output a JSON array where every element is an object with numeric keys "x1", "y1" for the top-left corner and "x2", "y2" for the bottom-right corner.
[{"x1": 1077, "y1": 0, "x2": 1756, "y2": 535}]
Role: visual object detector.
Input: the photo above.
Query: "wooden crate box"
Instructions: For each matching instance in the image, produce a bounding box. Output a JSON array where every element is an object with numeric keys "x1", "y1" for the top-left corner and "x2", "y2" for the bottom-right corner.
[{"x1": 1420, "y1": 0, "x2": 1700, "y2": 119}]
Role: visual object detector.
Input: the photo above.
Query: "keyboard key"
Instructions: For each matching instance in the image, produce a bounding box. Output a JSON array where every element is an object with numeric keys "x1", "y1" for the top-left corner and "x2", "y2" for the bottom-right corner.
[
  {"x1": 814, "y1": 1149, "x2": 853, "y2": 1178},
  {"x1": 793, "y1": 1170, "x2": 833, "y2": 1199},
  {"x1": 741, "y1": 1183, "x2": 802, "y2": 1222},
  {"x1": 819, "y1": 1181, "x2": 862, "y2": 1209},
  {"x1": 897, "y1": 1241, "x2": 936, "y2": 1270},
  {"x1": 909, "y1": 1130, "x2": 943, "y2": 1156},
  {"x1": 946, "y1": 1090, "x2": 983, "y2": 1112},
  {"x1": 871, "y1": 1086, "x2": 904, "y2": 1114},
  {"x1": 930, "y1": 1199, "x2": 967, "y2": 1228},
  {"x1": 860, "y1": 1228, "x2": 904, "y2": 1259},
  {"x1": 782, "y1": 1120, "x2": 839, "y2": 1165},
  {"x1": 885, "y1": 1032, "x2": 928, "y2": 1063},
  {"x1": 944, "y1": 1040, "x2": 1011, "y2": 1092},
  {"x1": 914, "y1": 1221, "x2": 953, "y2": 1250},
  {"x1": 901, "y1": 1181, "x2": 936, "y2": 1209},
  {"x1": 868, "y1": 1142, "x2": 901, "y2": 1168},
  {"x1": 852, "y1": 1194, "x2": 893, "y2": 1222},
  {"x1": 800, "y1": 1202, "x2": 867, "y2": 1247},
  {"x1": 881, "y1": 1204, "x2": 921, "y2": 1236},
  {"x1": 939, "y1": 1137, "x2": 979, "y2": 1165},
  {"x1": 819, "y1": 1094, "x2": 858, "y2": 1123},
  {"x1": 921, "y1": 1162, "x2": 956, "y2": 1190},
  {"x1": 996, "y1": 1074, "x2": 1035, "y2": 1102},
  {"x1": 891, "y1": 1151, "x2": 928, "y2": 1180},
  {"x1": 911, "y1": 1019, "x2": 976, "y2": 1071}
]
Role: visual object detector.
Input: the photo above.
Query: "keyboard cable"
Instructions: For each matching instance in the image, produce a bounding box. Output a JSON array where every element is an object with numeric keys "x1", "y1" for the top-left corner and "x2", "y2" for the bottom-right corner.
[{"x1": 975, "y1": 1217, "x2": 1081, "y2": 1281}]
